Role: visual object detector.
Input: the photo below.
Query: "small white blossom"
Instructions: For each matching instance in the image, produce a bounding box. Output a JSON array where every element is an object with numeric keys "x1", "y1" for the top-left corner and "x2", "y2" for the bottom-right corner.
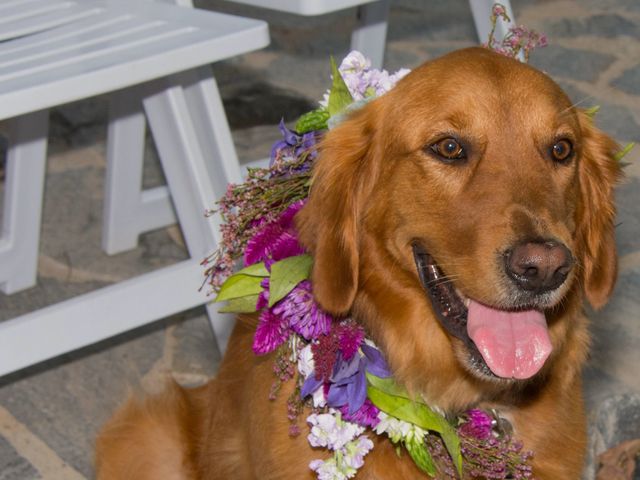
[
  {"x1": 344, "y1": 435, "x2": 374, "y2": 469},
  {"x1": 312, "y1": 385, "x2": 327, "y2": 408},
  {"x1": 310, "y1": 458, "x2": 347, "y2": 480},
  {"x1": 319, "y1": 51, "x2": 412, "y2": 108},
  {"x1": 374, "y1": 412, "x2": 412, "y2": 443},
  {"x1": 339, "y1": 51, "x2": 371, "y2": 73},
  {"x1": 297, "y1": 344, "x2": 315, "y2": 378},
  {"x1": 307, "y1": 412, "x2": 364, "y2": 451},
  {"x1": 309, "y1": 434, "x2": 374, "y2": 480},
  {"x1": 389, "y1": 67, "x2": 411, "y2": 85}
]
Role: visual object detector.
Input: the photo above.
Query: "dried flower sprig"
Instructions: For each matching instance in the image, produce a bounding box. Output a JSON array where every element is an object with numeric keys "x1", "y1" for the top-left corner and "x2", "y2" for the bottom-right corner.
[
  {"x1": 202, "y1": 145, "x2": 315, "y2": 292},
  {"x1": 485, "y1": 3, "x2": 547, "y2": 62}
]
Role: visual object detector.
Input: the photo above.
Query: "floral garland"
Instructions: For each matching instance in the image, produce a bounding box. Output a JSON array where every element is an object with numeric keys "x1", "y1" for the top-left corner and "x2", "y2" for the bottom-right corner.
[{"x1": 202, "y1": 6, "x2": 622, "y2": 479}]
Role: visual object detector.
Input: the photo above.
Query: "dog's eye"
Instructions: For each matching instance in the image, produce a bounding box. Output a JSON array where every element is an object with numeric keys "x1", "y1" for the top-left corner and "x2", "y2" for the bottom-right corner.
[
  {"x1": 430, "y1": 138, "x2": 466, "y2": 162},
  {"x1": 551, "y1": 139, "x2": 573, "y2": 163}
]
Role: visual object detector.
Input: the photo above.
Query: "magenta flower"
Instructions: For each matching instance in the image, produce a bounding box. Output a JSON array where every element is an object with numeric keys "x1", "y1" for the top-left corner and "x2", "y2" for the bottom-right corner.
[
  {"x1": 460, "y1": 409, "x2": 493, "y2": 440},
  {"x1": 244, "y1": 200, "x2": 306, "y2": 267},
  {"x1": 253, "y1": 309, "x2": 289, "y2": 355},
  {"x1": 272, "y1": 280, "x2": 331, "y2": 340},
  {"x1": 336, "y1": 322, "x2": 365, "y2": 361}
]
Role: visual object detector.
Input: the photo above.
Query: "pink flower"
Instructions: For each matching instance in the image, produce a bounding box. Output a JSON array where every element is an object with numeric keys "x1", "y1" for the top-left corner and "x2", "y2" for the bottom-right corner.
[
  {"x1": 244, "y1": 200, "x2": 306, "y2": 266},
  {"x1": 253, "y1": 309, "x2": 289, "y2": 355}
]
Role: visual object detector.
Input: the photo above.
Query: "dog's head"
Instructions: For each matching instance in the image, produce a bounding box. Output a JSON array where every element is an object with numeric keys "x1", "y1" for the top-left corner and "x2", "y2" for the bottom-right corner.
[{"x1": 296, "y1": 48, "x2": 622, "y2": 406}]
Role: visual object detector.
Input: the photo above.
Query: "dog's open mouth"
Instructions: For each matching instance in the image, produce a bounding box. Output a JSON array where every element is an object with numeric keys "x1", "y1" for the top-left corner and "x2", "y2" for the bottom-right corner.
[{"x1": 412, "y1": 243, "x2": 552, "y2": 380}]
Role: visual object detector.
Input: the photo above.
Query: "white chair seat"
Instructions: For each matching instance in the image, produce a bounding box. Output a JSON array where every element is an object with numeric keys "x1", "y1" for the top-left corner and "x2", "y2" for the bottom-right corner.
[
  {"x1": 0, "y1": 1, "x2": 266, "y2": 118},
  {"x1": 0, "y1": 0, "x2": 269, "y2": 376}
]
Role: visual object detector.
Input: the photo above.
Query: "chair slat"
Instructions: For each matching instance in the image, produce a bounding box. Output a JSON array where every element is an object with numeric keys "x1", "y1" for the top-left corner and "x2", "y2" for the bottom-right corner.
[
  {"x1": 0, "y1": 3, "x2": 99, "y2": 42},
  {"x1": 0, "y1": 16, "x2": 164, "y2": 67},
  {"x1": 0, "y1": 1, "x2": 269, "y2": 119}
]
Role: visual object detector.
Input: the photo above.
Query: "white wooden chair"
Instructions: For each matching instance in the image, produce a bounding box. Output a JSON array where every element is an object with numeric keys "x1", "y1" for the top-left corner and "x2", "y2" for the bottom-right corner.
[
  {"x1": 0, "y1": 0, "x2": 268, "y2": 376},
  {"x1": 223, "y1": 0, "x2": 518, "y2": 67}
]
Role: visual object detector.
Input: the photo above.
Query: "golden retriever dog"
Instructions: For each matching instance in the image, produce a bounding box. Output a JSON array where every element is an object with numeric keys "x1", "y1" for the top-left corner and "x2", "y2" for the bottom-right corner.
[{"x1": 96, "y1": 47, "x2": 622, "y2": 479}]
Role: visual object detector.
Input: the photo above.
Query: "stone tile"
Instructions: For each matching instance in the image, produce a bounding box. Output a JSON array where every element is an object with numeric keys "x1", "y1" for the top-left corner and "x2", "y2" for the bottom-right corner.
[
  {"x1": 0, "y1": 436, "x2": 40, "y2": 480},
  {"x1": 580, "y1": 0, "x2": 640, "y2": 12},
  {"x1": 234, "y1": 124, "x2": 281, "y2": 165},
  {"x1": 594, "y1": 104, "x2": 640, "y2": 142},
  {"x1": 529, "y1": 44, "x2": 616, "y2": 83},
  {"x1": 614, "y1": 176, "x2": 640, "y2": 258},
  {"x1": 612, "y1": 63, "x2": 640, "y2": 96},
  {"x1": 171, "y1": 310, "x2": 222, "y2": 381},
  {"x1": 221, "y1": 81, "x2": 316, "y2": 129},
  {"x1": 547, "y1": 14, "x2": 640, "y2": 39}
]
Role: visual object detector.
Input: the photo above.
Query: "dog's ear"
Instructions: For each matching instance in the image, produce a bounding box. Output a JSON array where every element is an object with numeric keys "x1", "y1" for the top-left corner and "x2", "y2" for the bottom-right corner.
[
  {"x1": 295, "y1": 104, "x2": 381, "y2": 316},
  {"x1": 575, "y1": 111, "x2": 623, "y2": 309}
]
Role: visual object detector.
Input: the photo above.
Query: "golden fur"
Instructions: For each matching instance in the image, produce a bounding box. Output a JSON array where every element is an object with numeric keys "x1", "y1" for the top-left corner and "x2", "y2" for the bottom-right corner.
[{"x1": 96, "y1": 48, "x2": 622, "y2": 479}]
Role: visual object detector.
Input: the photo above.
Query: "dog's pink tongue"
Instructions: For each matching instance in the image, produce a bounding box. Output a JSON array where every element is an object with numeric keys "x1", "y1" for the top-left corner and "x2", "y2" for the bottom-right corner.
[{"x1": 467, "y1": 300, "x2": 552, "y2": 379}]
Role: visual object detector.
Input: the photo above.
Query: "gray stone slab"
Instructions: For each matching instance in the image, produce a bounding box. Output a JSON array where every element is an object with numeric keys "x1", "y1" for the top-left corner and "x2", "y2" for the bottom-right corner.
[
  {"x1": 529, "y1": 44, "x2": 616, "y2": 83},
  {"x1": 547, "y1": 14, "x2": 640, "y2": 40},
  {"x1": 0, "y1": 436, "x2": 40, "y2": 480},
  {"x1": 614, "y1": 176, "x2": 640, "y2": 258},
  {"x1": 612, "y1": 64, "x2": 640, "y2": 96}
]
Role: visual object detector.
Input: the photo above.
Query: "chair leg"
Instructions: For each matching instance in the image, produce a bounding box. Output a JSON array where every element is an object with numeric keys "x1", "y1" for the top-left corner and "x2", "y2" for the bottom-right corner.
[
  {"x1": 351, "y1": 0, "x2": 391, "y2": 68},
  {"x1": 142, "y1": 76, "x2": 236, "y2": 352},
  {"x1": 0, "y1": 111, "x2": 48, "y2": 294},
  {"x1": 181, "y1": 67, "x2": 243, "y2": 188},
  {"x1": 102, "y1": 86, "x2": 176, "y2": 255}
]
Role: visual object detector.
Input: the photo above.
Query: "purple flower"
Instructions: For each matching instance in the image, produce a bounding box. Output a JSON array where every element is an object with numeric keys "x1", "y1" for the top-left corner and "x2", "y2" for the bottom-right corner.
[
  {"x1": 459, "y1": 409, "x2": 494, "y2": 440},
  {"x1": 340, "y1": 399, "x2": 380, "y2": 429},
  {"x1": 270, "y1": 119, "x2": 320, "y2": 170},
  {"x1": 273, "y1": 280, "x2": 332, "y2": 340},
  {"x1": 253, "y1": 309, "x2": 289, "y2": 355}
]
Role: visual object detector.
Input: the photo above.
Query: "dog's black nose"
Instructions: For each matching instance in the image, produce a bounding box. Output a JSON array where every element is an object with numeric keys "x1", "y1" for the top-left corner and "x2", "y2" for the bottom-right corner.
[{"x1": 505, "y1": 240, "x2": 573, "y2": 294}]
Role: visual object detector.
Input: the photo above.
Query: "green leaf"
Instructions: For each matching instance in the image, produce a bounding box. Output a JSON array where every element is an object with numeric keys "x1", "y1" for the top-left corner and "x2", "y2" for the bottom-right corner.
[
  {"x1": 614, "y1": 142, "x2": 635, "y2": 162},
  {"x1": 295, "y1": 108, "x2": 330, "y2": 133},
  {"x1": 268, "y1": 254, "x2": 313, "y2": 307},
  {"x1": 405, "y1": 436, "x2": 436, "y2": 476},
  {"x1": 218, "y1": 294, "x2": 260, "y2": 313},
  {"x1": 366, "y1": 373, "x2": 412, "y2": 400},
  {"x1": 328, "y1": 56, "x2": 354, "y2": 117},
  {"x1": 215, "y1": 273, "x2": 264, "y2": 302},
  {"x1": 584, "y1": 105, "x2": 600, "y2": 118},
  {"x1": 236, "y1": 262, "x2": 269, "y2": 277},
  {"x1": 367, "y1": 385, "x2": 462, "y2": 475}
]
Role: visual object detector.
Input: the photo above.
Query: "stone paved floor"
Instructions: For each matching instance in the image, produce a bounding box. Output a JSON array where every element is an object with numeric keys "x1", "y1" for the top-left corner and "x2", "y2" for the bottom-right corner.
[{"x1": 0, "y1": 0, "x2": 639, "y2": 478}]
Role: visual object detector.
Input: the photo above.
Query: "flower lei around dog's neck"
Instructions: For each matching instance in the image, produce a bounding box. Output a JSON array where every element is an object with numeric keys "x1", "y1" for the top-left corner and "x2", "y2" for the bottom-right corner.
[{"x1": 203, "y1": 8, "x2": 554, "y2": 480}]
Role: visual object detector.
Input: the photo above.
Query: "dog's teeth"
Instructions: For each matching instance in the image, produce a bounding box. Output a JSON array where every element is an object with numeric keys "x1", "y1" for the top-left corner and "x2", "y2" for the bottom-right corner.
[{"x1": 464, "y1": 298, "x2": 470, "y2": 308}]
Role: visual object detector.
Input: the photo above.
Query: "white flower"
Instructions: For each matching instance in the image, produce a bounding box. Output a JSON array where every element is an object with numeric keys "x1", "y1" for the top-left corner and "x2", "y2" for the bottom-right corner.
[
  {"x1": 339, "y1": 50, "x2": 371, "y2": 73},
  {"x1": 389, "y1": 67, "x2": 411, "y2": 85},
  {"x1": 297, "y1": 344, "x2": 315, "y2": 378},
  {"x1": 374, "y1": 412, "x2": 411, "y2": 443},
  {"x1": 312, "y1": 385, "x2": 327, "y2": 408},
  {"x1": 343, "y1": 435, "x2": 374, "y2": 469},
  {"x1": 307, "y1": 412, "x2": 365, "y2": 451},
  {"x1": 310, "y1": 458, "x2": 347, "y2": 480},
  {"x1": 318, "y1": 51, "x2": 412, "y2": 110}
]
